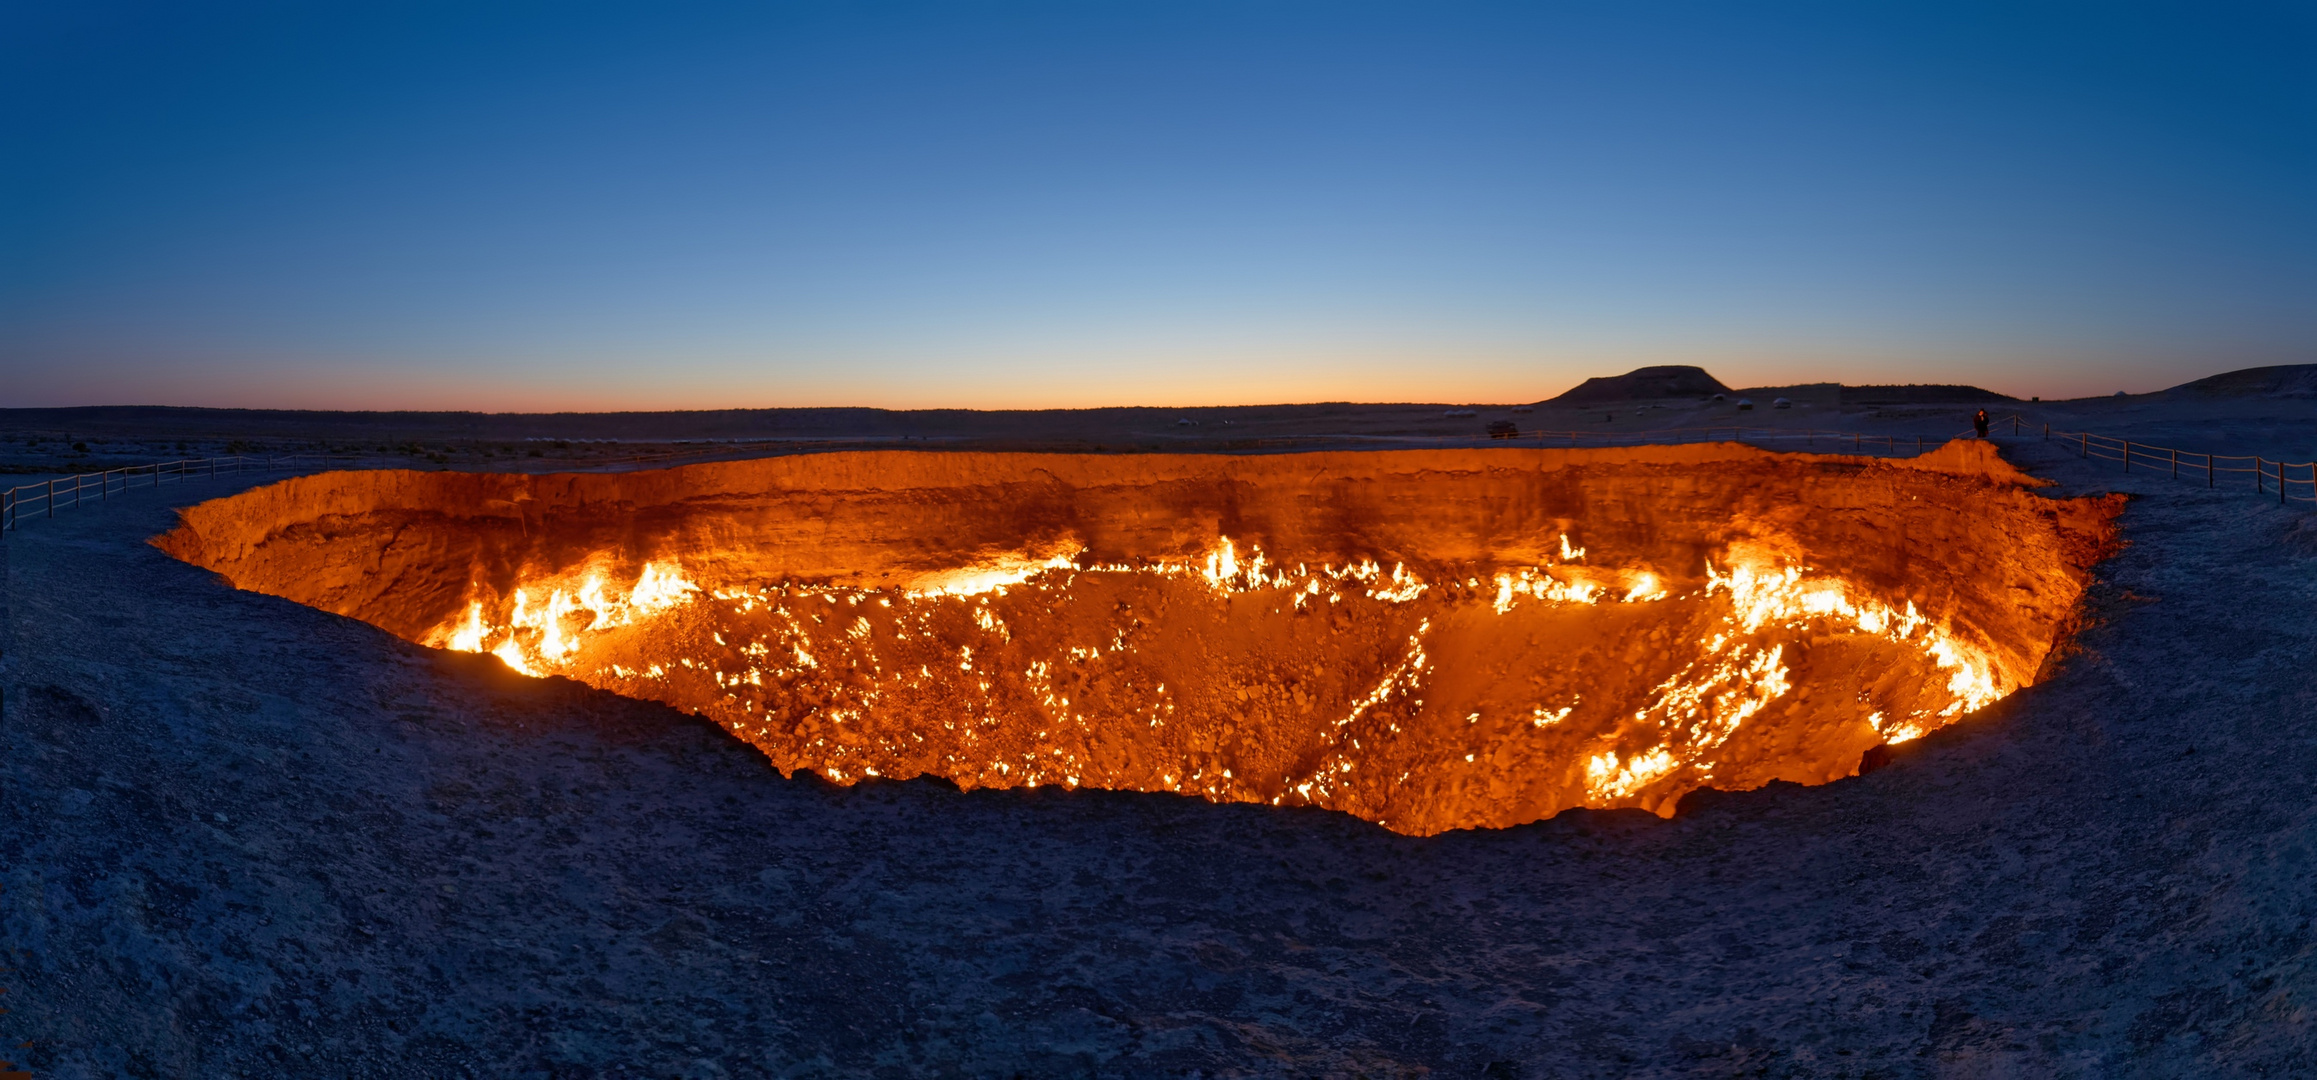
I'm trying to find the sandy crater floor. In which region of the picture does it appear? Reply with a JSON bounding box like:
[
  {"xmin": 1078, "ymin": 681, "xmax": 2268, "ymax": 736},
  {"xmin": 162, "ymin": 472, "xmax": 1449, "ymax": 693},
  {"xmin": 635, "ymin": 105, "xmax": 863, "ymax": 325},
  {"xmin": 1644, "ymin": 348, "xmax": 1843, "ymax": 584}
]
[{"xmin": 1, "ymin": 427, "xmax": 2314, "ymax": 1078}]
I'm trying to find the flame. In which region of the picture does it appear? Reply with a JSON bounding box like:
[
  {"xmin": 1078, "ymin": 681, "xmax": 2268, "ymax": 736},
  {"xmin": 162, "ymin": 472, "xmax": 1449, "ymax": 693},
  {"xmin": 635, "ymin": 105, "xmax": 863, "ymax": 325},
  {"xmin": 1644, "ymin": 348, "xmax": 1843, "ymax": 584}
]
[
  {"xmin": 416, "ymin": 534, "xmax": 2025, "ymax": 833},
  {"xmin": 445, "ymin": 602, "xmax": 488, "ymax": 653},
  {"xmin": 907, "ymin": 548, "xmax": 1082, "ymax": 598},
  {"xmin": 1587, "ymin": 748, "xmax": 1678, "ymax": 800},
  {"xmin": 490, "ymin": 638, "xmax": 536, "ymax": 676},
  {"xmin": 1202, "ymin": 537, "xmax": 1240, "ymax": 586},
  {"xmin": 429, "ymin": 560, "xmax": 701, "ymax": 675},
  {"xmin": 1703, "ymin": 557, "xmax": 2002, "ymax": 731},
  {"xmin": 630, "ymin": 562, "xmax": 702, "ymax": 611}
]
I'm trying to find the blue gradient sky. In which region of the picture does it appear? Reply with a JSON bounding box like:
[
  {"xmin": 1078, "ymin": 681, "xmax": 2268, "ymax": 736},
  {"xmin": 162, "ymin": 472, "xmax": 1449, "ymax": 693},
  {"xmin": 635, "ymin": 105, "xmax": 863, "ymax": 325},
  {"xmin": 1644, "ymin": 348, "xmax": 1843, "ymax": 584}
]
[{"xmin": 4, "ymin": 1, "xmax": 2312, "ymax": 409}]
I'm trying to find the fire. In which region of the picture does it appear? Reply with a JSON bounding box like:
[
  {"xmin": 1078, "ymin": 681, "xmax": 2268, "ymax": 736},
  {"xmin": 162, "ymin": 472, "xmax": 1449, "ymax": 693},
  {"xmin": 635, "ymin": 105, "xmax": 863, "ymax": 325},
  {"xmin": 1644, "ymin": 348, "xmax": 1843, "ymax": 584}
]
[
  {"xmin": 425, "ymin": 560, "xmax": 701, "ymax": 675},
  {"xmin": 1587, "ymin": 748, "xmax": 1679, "ymax": 800},
  {"xmin": 419, "ymin": 535, "xmax": 2023, "ymax": 834},
  {"xmin": 156, "ymin": 441, "xmax": 2124, "ymax": 837},
  {"xmin": 1702, "ymin": 556, "xmax": 2002, "ymax": 737},
  {"xmin": 444, "ymin": 602, "xmax": 488, "ymax": 653},
  {"xmin": 907, "ymin": 548, "xmax": 1081, "ymax": 598}
]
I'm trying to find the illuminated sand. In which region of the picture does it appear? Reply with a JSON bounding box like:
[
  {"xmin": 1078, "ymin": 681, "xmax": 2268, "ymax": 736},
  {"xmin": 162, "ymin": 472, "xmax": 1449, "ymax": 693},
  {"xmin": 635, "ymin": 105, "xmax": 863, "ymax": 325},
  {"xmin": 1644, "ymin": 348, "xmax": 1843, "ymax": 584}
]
[{"xmin": 158, "ymin": 440, "xmax": 2119, "ymax": 833}]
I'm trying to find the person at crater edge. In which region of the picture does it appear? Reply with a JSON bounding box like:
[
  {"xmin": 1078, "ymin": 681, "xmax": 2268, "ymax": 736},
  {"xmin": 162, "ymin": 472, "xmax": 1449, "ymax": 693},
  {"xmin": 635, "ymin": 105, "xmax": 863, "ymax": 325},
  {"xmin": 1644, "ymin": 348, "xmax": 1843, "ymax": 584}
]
[{"xmin": 1973, "ymin": 408, "xmax": 1990, "ymax": 439}]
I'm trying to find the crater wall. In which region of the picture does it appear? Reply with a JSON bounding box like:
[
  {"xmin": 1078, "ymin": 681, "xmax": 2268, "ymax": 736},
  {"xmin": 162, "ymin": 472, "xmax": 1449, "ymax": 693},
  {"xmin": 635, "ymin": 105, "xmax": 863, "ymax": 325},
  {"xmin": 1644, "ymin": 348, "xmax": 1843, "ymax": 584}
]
[{"xmin": 156, "ymin": 441, "xmax": 2120, "ymax": 832}]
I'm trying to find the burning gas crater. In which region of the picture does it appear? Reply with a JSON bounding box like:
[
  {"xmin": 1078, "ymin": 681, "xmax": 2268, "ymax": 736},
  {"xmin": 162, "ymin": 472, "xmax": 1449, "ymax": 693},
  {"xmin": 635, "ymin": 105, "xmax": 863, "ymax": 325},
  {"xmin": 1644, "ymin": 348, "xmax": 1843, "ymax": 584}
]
[
  {"xmin": 425, "ymin": 537, "xmax": 1997, "ymax": 828},
  {"xmin": 157, "ymin": 443, "xmax": 2119, "ymax": 835}
]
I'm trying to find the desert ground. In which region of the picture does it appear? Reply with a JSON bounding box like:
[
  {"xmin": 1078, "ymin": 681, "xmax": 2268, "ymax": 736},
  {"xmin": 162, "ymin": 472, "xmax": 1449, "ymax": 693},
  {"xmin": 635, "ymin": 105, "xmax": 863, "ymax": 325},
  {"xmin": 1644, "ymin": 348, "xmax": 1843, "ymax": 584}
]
[{"xmin": 1, "ymin": 367, "xmax": 2313, "ymax": 1077}]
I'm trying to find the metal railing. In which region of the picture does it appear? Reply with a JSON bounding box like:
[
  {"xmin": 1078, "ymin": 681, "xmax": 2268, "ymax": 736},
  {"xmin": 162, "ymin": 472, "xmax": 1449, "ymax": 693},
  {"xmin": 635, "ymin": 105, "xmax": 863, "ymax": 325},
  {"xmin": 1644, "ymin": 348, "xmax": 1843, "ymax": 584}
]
[
  {"xmin": 1, "ymin": 453, "xmax": 319, "ymax": 534},
  {"xmin": 0, "ymin": 440, "xmax": 810, "ymax": 535}
]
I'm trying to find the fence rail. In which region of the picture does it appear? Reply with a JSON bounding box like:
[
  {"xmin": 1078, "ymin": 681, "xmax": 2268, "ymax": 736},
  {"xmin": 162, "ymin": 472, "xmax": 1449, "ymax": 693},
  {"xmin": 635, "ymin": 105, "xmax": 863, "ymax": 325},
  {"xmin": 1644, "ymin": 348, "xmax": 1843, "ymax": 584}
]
[
  {"xmin": 1476, "ymin": 413, "xmax": 2316, "ymax": 506},
  {"xmin": 2029, "ymin": 421, "xmax": 2317, "ymax": 506},
  {"xmin": 2, "ymin": 453, "xmax": 309, "ymax": 534},
  {"xmin": 1459, "ymin": 423, "xmax": 1934, "ymax": 454},
  {"xmin": 0, "ymin": 440, "xmax": 765, "ymax": 535}
]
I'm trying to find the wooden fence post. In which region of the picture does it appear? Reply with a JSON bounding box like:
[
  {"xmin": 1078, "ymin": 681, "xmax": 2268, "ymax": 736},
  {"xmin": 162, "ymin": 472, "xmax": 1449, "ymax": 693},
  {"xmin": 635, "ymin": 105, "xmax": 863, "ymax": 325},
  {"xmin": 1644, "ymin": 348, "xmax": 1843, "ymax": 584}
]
[
  {"xmin": 2171, "ymin": 448, "xmax": 2177, "ymax": 479},
  {"xmin": 2122, "ymin": 440, "xmax": 2129, "ymax": 471}
]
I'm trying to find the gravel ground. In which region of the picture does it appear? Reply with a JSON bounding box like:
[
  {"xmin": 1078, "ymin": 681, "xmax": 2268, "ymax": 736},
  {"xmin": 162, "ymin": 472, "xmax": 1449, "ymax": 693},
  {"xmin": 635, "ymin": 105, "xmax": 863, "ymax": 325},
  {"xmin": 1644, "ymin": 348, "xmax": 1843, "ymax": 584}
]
[{"xmin": 1, "ymin": 427, "xmax": 2313, "ymax": 1078}]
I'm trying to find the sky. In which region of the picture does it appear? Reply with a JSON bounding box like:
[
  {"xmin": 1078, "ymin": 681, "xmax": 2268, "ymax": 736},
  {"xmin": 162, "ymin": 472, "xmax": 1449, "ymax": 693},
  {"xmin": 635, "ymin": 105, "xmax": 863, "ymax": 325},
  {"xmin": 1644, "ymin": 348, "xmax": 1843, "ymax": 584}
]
[{"xmin": 3, "ymin": 1, "xmax": 2312, "ymax": 410}]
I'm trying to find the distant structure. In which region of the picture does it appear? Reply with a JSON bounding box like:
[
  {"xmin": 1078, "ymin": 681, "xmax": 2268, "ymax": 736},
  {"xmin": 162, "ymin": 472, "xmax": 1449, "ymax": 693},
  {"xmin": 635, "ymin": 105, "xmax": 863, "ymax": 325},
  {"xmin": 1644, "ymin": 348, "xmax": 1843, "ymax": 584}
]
[{"xmin": 1545, "ymin": 365, "xmax": 1733, "ymax": 405}]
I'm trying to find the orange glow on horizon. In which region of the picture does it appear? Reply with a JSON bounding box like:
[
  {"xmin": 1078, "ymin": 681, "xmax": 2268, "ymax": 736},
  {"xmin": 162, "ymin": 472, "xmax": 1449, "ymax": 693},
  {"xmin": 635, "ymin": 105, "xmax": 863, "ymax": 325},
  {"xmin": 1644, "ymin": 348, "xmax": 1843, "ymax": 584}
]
[{"xmin": 6, "ymin": 340, "xmax": 2233, "ymax": 412}]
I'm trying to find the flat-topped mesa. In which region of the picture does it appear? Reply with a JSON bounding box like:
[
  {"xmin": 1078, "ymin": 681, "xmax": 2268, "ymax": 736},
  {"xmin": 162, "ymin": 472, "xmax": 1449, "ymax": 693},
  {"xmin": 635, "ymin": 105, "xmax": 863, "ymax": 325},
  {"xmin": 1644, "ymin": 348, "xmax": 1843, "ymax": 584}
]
[
  {"xmin": 1546, "ymin": 365, "xmax": 1734, "ymax": 404},
  {"xmin": 157, "ymin": 441, "xmax": 2121, "ymax": 835}
]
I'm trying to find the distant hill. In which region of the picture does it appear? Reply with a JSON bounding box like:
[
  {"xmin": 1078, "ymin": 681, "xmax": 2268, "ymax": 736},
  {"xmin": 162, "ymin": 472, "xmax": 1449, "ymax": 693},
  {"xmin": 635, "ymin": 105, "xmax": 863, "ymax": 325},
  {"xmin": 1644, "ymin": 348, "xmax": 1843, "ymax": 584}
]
[
  {"xmin": 1543, "ymin": 368, "xmax": 2014, "ymax": 406},
  {"xmin": 2163, "ymin": 364, "xmax": 2317, "ymax": 399},
  {"xmin": 1840, "ymin": 384, "xmax": 2015, "ymax": 406},
  {"xmin": 1547, "ymin": 366, "xmax": 1733, "ymax": 404}
]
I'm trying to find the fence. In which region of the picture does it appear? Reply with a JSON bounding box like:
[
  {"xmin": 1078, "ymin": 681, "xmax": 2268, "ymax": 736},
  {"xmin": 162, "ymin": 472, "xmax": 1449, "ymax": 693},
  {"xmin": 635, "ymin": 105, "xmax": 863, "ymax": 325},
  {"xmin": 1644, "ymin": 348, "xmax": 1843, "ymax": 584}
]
[
  {"xmin": 2032, "ymin": 421, "xmax": 2316, "ymax": 506},
  {"xmin": 1465, "ymin": 423, "xmax": 1930, "ymax": 455},
  {"xmin": 7, "ymin": 415, "xmax": 2311, "ymax": 535},
  {"xmin": 0, "ymin": 440, "xmax": 771, "ymax": 535},
  {"xmin": 1481, "ymin": 413, "xmax": 2314, "ymax": 506},
  {"xmin": 1, "ymin": 453, "xmax": 318, "ymax": 534}
]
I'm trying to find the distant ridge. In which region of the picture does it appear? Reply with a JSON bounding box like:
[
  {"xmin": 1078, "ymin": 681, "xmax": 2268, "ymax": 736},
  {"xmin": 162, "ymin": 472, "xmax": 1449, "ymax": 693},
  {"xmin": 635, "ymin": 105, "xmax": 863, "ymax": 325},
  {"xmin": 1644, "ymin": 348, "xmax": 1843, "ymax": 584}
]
[
  {"xmin": 1547, "ymin": 366, "xmax": 1733, "ymax": 404},
  {"xmin": 2163, "ymin": 364, "xmax": 2317, "ymax": 399},
  {"xmin": 1840, "ymin": 384, "xmax": 2015, "ymax": 406}
]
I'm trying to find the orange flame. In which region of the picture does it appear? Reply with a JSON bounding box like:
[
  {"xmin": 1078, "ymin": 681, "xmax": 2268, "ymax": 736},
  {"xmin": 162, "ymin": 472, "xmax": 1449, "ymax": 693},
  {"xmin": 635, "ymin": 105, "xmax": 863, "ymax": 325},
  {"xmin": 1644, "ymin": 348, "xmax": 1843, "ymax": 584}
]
[{"xmin": 420, "ymin": 536, "xmax": 2018, "ymax": 833}]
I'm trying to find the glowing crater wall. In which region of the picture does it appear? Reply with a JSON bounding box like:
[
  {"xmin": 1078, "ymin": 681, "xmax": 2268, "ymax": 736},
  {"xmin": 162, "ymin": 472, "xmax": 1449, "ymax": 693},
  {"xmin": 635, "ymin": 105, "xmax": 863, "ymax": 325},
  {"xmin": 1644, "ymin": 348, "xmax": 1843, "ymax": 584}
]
[{"xmin": 157, "ymin": 442, "xmax": 2120, "ymax": 834}]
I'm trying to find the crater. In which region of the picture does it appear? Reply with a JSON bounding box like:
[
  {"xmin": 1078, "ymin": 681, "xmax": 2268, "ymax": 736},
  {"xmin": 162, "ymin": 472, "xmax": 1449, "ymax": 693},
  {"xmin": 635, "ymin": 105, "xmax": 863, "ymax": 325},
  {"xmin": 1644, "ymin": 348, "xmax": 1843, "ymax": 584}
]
[{"xmin": 156, "ymin": 441, "xmax": 2120, "ymax": 834}]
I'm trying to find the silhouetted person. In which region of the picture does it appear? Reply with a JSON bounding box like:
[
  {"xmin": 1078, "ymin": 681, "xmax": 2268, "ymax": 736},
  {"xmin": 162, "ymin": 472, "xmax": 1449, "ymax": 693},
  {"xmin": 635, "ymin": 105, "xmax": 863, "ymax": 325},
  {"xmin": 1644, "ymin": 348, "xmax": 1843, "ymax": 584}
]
[{"xmin": 1973, "ymin": 408, "xmax": 1990, "ymax": 439}]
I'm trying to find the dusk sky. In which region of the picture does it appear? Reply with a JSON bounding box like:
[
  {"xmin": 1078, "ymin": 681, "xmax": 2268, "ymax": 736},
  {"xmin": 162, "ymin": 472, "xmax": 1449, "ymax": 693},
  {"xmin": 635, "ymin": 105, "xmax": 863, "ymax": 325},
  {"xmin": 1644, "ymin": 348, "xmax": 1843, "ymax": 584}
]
[{"xmin": 5, "ymin": 1, "xmax": 2312, "ymax": 410}]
